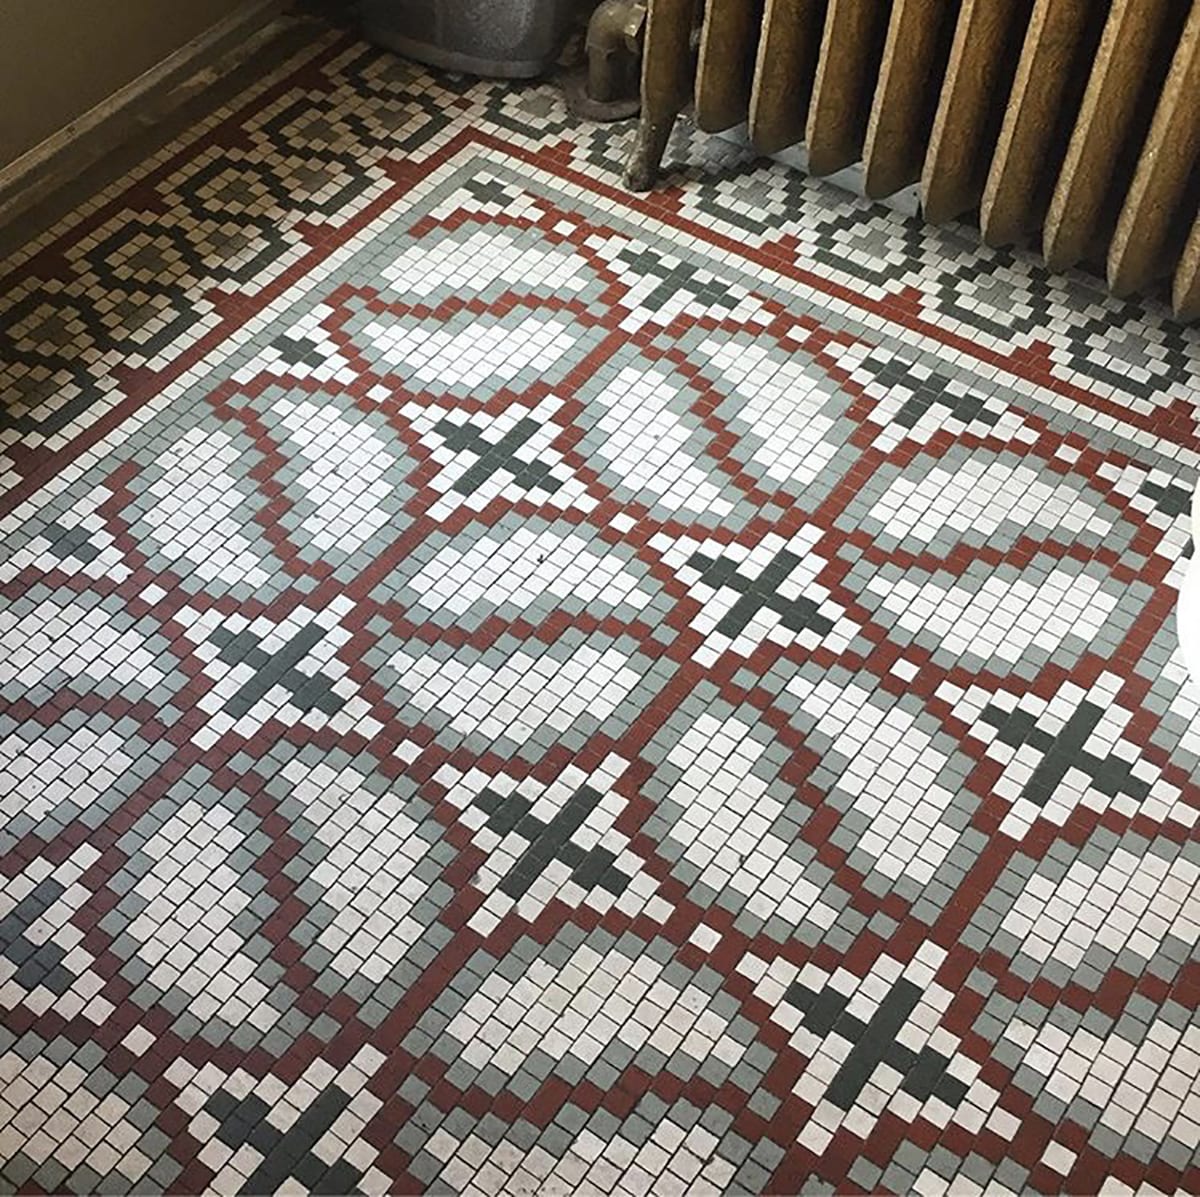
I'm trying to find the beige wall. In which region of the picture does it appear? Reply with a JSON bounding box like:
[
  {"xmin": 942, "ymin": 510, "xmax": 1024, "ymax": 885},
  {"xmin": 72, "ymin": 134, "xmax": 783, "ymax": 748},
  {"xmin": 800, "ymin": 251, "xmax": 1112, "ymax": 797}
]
[{"xmin": 0, "ymin": 0, "xmax": 263, "ymax": 168}]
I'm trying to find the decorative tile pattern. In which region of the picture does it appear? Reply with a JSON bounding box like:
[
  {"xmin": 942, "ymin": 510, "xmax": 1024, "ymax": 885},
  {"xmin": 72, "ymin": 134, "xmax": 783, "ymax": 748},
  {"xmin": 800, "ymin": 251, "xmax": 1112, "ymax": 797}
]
[{"xmin": 2, "ymin": 25, "xmax": 1200, "ymax": 1197}]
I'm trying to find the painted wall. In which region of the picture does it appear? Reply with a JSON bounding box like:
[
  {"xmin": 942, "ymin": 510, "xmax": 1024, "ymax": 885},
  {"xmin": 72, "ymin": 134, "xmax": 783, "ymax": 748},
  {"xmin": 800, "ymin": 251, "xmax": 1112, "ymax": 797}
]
[{"xmin": 0, "ymin": 0, "xmax": 262, "ymax": 169}]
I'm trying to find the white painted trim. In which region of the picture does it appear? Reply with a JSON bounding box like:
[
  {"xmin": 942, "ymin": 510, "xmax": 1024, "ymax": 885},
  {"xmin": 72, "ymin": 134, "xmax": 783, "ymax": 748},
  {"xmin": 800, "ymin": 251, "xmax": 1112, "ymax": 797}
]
[
  {"xmin": 1193, "ymin": 476, "xmax": 1200, "ymax": 547},
  {"xmin": 1183, "ymin": 486, "xmax": 1200, "ymax": 691},
  {"xmin": 0, "ymin": 0, "xmax": 288, "ymax": 231},
  {"xmin": 1178, "ymin": 559, "xmax": 1200, "ymax": 691},
  {"xmin": 717, "ymin": 124, "xmax": 922, "ymax": 217}
]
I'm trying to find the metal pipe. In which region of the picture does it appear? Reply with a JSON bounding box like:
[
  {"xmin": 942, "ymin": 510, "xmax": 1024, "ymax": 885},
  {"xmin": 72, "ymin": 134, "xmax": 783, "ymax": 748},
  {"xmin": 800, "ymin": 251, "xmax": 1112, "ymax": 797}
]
[{"xmin": 586, "ymin": 0, "xmax": 645, "ymax": 102}]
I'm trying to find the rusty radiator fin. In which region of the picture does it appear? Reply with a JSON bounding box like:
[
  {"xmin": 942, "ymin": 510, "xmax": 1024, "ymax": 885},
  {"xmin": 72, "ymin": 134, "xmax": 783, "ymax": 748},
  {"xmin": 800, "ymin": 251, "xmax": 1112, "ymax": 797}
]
[
  {"xmin": 1043, "ymin": 0, "xmax": 1185, "ymax": 272},
  {"xmin": 1174, "ymin": 212, "xmax": 1200, "ymax": 320},
  {"xmin": 920, "ymin": 0, "xmax": 1034, "ymax": 225},
  {"xmin": 641, "ymin": 0, "xmax": 698, "ymax": 117},
  {"xmin": 862, "ymin": 0, "xmax": 961, "ymax": 200},
  {"xmin": 805, "ymin": 0, "xmax": 892, "ymax": 176},
  {"xmin": 695, "ymin": 0, "xmax": 764, "ymax": 132},
  {"xmin": 980, "ymin": 0, "xmax": 1107, "ymax": 248},
  {"xmin": 748, "ymin": 0, "xmax": 827, "ymax": 155},
  {"xmin": 1107, "ymin": 0, "xmax": 1200, "ymax": 298},
  {"xmin": 630, "ymin": 0, "xmax": 1200, "ymax": 313}
]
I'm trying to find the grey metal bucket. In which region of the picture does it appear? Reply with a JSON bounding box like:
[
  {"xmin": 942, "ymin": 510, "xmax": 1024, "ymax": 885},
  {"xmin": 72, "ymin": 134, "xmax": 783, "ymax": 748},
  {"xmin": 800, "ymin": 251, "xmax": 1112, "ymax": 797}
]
[{"xmin": 359, "ymin": 0, "xmax": 577, "ymax": 78}]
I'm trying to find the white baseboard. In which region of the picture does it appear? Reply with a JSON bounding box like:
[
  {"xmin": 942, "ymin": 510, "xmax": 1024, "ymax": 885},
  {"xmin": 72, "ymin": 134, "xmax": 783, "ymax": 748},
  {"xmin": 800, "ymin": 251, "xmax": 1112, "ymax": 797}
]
[
  {"xmin": 0, "ymin": 0, "xmax": 291, "ymax": 232},
  {"xmin": 1178, "ymin": 559, "xmax": 1200, "ymax": 691},
  {"xmin": 717, "ymin": 125, "xmax": 922, "ymax": 217},
  {"xmin": 1184, "ymin": 491, "xmax": 1200, "ymax": 692}
]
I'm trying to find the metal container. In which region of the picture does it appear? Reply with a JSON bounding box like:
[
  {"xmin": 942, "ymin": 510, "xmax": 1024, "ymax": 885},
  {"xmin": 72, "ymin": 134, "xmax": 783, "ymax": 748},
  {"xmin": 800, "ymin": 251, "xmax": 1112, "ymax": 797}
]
[{"xmin": 360, "ymin": 0, "xmax": 576, "ymax": 78}]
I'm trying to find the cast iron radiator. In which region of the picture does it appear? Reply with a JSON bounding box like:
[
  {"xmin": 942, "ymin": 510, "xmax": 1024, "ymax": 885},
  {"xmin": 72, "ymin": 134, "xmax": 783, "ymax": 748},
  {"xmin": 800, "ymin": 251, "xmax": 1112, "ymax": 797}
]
[{"xmin": 625, "ymin": 0, "xmax": 1200, "ymax": 320}]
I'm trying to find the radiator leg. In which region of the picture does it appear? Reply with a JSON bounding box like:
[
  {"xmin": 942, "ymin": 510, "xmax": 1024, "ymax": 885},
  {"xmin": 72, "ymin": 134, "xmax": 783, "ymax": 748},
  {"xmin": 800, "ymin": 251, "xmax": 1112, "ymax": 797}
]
[
  {"xmin": 625, "ymin": 114, "xmax": 676, "ymax": 190},
  {"xmin": 622, "ymin": 0, "xmax": 697, "ymax": 190}
]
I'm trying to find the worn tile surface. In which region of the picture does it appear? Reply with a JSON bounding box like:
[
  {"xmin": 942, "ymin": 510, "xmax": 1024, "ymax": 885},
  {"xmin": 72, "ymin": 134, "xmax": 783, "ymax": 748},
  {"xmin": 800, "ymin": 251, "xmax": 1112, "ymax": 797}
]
[{"xmin": 2, "ymin": 27, "xmax": 1200, "ymax": 1197}]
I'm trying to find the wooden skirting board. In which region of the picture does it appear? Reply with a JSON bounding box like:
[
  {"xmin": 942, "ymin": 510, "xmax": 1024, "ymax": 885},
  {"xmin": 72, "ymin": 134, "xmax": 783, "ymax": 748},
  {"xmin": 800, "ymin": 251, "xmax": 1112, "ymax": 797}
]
[{"xmin": 0, "ymin": 0, "xmax": 292, "ymax": 235}]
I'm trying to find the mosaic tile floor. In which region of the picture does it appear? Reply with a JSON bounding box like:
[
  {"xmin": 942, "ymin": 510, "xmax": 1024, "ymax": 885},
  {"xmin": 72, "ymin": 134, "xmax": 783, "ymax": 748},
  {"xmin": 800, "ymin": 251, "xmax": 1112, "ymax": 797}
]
[{"xmin": 3, "ymin": 24, "xmax": 1200, "ymax": 1197}]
